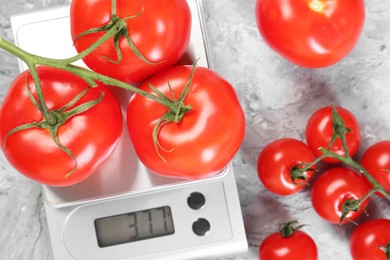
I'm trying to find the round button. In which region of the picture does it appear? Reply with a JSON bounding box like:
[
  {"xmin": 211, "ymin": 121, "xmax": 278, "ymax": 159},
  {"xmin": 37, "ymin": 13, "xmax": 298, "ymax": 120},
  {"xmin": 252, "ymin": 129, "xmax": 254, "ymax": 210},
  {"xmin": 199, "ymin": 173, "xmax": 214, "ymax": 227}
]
[
  {"xmin": 187, "ymin": 192, "xmax": 206, "ymax": 210},
  {"xmin": 192, "ymin": 218, "xmax": 210, "ymax": 236}
]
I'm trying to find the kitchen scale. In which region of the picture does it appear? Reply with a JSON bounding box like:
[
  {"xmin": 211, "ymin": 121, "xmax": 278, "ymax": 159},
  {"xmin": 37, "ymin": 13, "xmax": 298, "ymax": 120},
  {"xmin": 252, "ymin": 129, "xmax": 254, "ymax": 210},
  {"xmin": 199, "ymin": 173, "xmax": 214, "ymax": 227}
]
[{"xmin": 10, "ymin": 1, "xmax": 248, "ymax": 259}]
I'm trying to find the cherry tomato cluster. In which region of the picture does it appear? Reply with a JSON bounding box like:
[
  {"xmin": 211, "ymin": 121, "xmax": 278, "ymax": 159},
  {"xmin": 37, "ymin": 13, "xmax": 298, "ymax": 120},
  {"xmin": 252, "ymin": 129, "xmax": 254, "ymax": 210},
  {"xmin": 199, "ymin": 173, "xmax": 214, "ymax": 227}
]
[
  {"xmin": 257, "ymin": 106, "xmax": 390, "ymax": 259},
  {"xmin": 0, "ymin": 0, "xmax": 245, "ymax": 186}
]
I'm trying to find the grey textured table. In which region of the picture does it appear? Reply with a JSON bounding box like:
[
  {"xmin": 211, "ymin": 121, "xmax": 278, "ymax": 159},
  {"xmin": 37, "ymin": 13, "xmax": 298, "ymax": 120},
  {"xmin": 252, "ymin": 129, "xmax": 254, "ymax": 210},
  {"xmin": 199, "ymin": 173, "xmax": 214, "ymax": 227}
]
[{"xmin": 1, "ymin": 0, "xmax": 390, "ymax": 259}]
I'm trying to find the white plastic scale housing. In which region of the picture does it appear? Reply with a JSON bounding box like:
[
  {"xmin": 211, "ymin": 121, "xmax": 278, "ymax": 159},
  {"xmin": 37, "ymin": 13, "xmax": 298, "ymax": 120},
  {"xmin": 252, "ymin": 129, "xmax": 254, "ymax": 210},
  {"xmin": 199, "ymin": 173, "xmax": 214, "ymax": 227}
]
[{"xmin": 10, "ymin": 1, "xmax": 248, "ymax": 260}]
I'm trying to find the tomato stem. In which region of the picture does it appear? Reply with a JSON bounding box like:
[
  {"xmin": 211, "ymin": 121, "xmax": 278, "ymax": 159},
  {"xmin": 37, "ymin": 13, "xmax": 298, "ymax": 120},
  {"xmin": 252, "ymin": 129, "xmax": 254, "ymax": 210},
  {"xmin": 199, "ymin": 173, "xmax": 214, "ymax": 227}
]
[
  {"xmin": 72, "ymin": 0, "xmax": 152, "ymax": 66},
  {"xmin": 289, "ymin": 154, "xmax": 325, "ymax": 183},
  {"xmin": 330, "ymin": 106, "xmax": 352, "ymax": 159},
  {"xmin": 0, "ymin": 35, "xmax": 184, "ymax": 113},
  {"xmin": 340, "ymin": 188, "xmax": 374, "ymax": 224},
  {"xmin": 279, "ymin": 220, "xmax": 306, "ymax": 238}
]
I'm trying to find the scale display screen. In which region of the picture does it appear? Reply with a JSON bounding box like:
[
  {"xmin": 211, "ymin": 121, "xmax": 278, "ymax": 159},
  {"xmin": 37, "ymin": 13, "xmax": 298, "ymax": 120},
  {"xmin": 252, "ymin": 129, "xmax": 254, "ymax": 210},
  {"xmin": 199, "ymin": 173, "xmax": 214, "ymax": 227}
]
[{"xmin": 94, "ymin": 206, "xmax": 175, "ymax": 247}]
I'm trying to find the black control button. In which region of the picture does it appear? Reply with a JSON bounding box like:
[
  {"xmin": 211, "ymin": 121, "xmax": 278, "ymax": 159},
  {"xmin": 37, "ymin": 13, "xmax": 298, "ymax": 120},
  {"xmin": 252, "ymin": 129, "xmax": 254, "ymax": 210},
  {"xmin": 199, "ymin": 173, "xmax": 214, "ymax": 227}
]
[
  {"xmin": 192, "ymin": 218, "xmax": 210, "ymax": 236},
  {"xmin": 187, "ymin": 192, "xmax": 206, "ymax": 210}
]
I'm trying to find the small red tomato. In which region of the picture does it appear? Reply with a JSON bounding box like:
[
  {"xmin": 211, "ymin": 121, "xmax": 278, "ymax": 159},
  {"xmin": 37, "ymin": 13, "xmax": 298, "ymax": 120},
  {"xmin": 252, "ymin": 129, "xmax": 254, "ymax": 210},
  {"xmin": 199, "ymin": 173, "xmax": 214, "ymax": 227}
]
[
  {"xmin": 306, "ymin": 106, "xmax": 360, "ymax": 163},
  {"xmin": 360, "ymin": 141, "xmax": 390, "ymax": 197},
  {"xmin": 259, "ymin": 221, "xmax": 318, "ymax": 260},
  {"xmin": 257, "ymin": 138, "xmax": 316, "ymax": 196},
  {"xmin": 311, "ymin": 167, "xmax": 370, "ymax": 224},
  {"xmin": 350, "ymin": 218, "xmax": 390, "ymax": 260}
]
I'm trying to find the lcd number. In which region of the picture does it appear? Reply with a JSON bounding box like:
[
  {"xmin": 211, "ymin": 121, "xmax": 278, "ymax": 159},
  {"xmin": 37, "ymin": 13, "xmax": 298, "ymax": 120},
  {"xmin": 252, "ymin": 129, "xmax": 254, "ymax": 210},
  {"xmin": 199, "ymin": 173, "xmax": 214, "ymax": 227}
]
[{"xmin": 95, "ymin": 206, "xmax": 175, "ymax": 247}]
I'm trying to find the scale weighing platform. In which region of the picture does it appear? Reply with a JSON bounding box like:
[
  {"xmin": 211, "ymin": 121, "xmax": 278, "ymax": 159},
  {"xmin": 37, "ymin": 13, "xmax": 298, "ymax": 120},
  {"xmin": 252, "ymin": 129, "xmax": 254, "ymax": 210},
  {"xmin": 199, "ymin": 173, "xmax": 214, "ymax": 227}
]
[{"xmin": 10, "ymin": 1, "xmax": 248, "ymax": 259}]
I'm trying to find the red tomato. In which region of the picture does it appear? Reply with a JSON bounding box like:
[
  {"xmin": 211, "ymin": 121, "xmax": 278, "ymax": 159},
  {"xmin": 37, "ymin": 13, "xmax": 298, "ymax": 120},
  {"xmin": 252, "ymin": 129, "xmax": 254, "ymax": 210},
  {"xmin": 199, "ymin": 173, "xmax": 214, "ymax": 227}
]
[
  {"xmin": 350, "ymin": 218, "xmax": 390, "ymax": 260},
  {"xmin": 257, "ymin": 138, "xmax": 316, "ymax": 196},
  {"xmin": 260, "ymin": 229, "xmax": 318, "ymax": 260},
  {"xmin": 70, "ymin": 0, "xmax": 191, "ymax": 83},
  {"xmin": 360, "ymin": 141, "xmax": 390, "ymax": 197},
  {"xmin": 306, "ymin": 106, "xmax": 360, "ymax": 163},
  {"xmin": 255, "ymin": 0, "xmax": 365, "ymax": 68},
  {"xmin": 311, "ymin": 167, "xmax": 370, "ymax": 224},
  {"xmin": 0, "ymin": 66, "xmax": 123, "ymax": 186},
  {"xmin": 126, "ymin": 65, "xmax": 245, "ymax": 179}
]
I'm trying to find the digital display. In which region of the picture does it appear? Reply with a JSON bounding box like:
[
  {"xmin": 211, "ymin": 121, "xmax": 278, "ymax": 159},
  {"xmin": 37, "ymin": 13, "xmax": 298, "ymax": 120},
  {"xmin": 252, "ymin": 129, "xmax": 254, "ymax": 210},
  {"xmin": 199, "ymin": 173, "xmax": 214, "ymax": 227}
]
[{"xmin": 95, "ymin": 206, "xmax": 175, "ymax": 247}]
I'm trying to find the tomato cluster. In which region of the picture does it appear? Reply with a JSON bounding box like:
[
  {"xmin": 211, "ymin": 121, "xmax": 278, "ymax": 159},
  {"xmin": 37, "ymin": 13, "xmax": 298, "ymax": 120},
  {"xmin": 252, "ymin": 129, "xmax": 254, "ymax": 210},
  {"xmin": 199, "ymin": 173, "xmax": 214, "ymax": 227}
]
[
  {"xmin": 0, "ymin": 0, "xmax": 245, "ymax": 186},
  {"xmin": 257, "ymin": 105, "xmax": 390, "ymax": 259}
]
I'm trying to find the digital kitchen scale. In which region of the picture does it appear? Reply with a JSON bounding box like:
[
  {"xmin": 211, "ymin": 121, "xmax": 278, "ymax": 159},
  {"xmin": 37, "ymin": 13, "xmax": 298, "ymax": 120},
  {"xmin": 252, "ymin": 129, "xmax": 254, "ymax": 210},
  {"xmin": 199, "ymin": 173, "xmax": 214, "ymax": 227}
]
[{"xmin": 10, "ymin": 1, "xmax": 248, "ymax": 259}]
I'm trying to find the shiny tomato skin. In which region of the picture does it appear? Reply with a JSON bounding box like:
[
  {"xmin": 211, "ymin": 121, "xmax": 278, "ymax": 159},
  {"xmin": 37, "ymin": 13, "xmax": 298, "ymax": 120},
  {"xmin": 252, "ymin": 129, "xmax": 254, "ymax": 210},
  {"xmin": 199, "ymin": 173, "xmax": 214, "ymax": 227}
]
[
  {"xmin": 255, "ymin": 0, "xmax": 365, "ymax": 68},
  {"xmin": 0, "ymin": 66, "xmax": 123, "ymax": 186},
  {"xmin": 126, "ymin": 65, "xmax": 245, "ymax": 179},
  {"xmin": 350, "ymin": 218, "xmax": 390, "ymax": 260},
  {"xmin": 70, "ymin": 0, "xmax": 191, "ymax": 84},
  {"xmin": 259, "ymin": 230, "xmax": 318, "ymax": 260},
  {"xmin": 306, "ymin": 106, "xmax": 360, "ymax": 163},
  {"xmin": 311, "ymin": 167, "xmax": 370, "ymax": 224},
  {"xmin": 257, "ymin": 138, "xmax": 316, "ymax": 196},
  {"xmin": 360, "ymin": 141, "xmax": 390, "ymax": 197}
]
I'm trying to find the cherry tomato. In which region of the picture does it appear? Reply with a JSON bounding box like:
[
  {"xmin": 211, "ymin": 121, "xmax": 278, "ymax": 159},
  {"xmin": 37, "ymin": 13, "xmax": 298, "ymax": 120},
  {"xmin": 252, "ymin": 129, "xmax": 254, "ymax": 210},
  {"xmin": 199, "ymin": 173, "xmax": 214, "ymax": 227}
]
[
  {"xmin": 0, "ymin": 66, "xmax": 123, "ymax": 186},
  {"xmin": 126, "ymin": 65, "xmax": 245, "ymax": 179},
  {"xmin": 360, "ymin": 141, "xmax": 390, "ymax": 197},
  {"xmin": 255, "ymin": 0, "xmax": 365, "ymax": 68},
  {"xmin": 70, "ymin": 0, "xmax": 191, "ymax": 83},
  {"xmin": 350, "ymin": 218, "xmax": 390, "ymax": 260},
  {"xmin": 259, "ymin": 222, "xmax": 318, "ymax": 260},
  {"xmin": 257, "ymin": 138, "xmax": 316, "ymax": 196},
  {"xmin": 311, "ymin": 167, "xmax": 370, "ymax": 224},
  {"xmin": 306, "ymin": 106, "xmax": 360, "ymax": 163}
]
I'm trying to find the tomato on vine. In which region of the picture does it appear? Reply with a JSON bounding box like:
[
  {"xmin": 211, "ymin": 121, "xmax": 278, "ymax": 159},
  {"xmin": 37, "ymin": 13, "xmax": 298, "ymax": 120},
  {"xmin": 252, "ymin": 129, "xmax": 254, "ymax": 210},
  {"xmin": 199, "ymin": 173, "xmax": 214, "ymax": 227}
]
[
  {"xmin": 257, "ymin": 138, "xmax": 316, "ymax": 196},
  {"xmin": 311, "ymin": 167, "xmax": 370, "ymax": 224},
  {"xmin": 350, "ymin": 218, "xmax": 390, "ymax": 260},
  {"xmin": 126, "ymin": 65, "xmax": 245, "ymax": 179},
  {"xmin": 259, "ymin": 221, "xmax": 318, "ymax": 260},
  {"xmin": 255, "ymin": 0, "xmax": 365, "ymax": 68},
  {"xmin": 0, "ymin": 66, "xmax": 123, "ymax": 186},
  {"xmin": 360, "ymin": 140, "xmax": 390, "ymax": 197},
  {"xmin": 70, "ymin": 0, "xmax": 192, "ymax": 83},
  {"xmin": 306, "ymin": 106, "xmax": 360, "ymax": 163}
]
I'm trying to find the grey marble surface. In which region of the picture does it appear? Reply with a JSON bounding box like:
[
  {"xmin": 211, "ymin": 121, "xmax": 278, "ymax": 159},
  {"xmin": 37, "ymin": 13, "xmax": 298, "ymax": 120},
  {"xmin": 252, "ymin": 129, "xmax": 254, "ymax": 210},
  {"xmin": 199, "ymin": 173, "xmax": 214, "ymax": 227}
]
[{"xmin": 1, "ymin": 0, "xmax": 390, "ymax": 259}]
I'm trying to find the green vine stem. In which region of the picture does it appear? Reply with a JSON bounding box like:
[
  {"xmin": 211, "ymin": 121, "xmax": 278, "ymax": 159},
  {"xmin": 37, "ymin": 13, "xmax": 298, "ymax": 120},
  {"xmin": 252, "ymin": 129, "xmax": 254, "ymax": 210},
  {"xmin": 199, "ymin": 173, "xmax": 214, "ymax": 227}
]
[{"xmin": 0, "ymin": 35, "xmax": 185, "ymax": 116}]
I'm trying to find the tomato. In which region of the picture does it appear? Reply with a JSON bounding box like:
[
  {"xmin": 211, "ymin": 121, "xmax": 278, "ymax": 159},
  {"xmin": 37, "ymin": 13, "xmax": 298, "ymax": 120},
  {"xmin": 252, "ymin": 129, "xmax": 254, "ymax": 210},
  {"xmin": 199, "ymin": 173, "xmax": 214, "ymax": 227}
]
[
  {"xmin": 257, "ymin": 138, "xmax": 316, "ymax": 196},
  {"xmin": 255, "ymin": 0, "xmax": 365, "ymax": 68},
  {"xmin": 126, "ymin": 65, "xmax": 245, "ymax": 179},
  {"xmin": 259, "ymin": 222, "xmax": 318, "ymax": 260},
  {"xmin": 350, "ymin": 218, "xmax": 390, "ymax": 260},
  {"xmin": 311, "ymin": 167, "xmax": 370, "ymax": 224},
  {"xmin": 70, "ymin": 0, "xmax": 191, "ymax": 84},
  {"xmin": 360, "ymin": 141, "xmax": 390, "ymax": 197},
  {"xmin": 0, "ymin": 66, "xmax": 123, "ymax": 186},
  {"xmin": 306, "ymin": 106, "xmax": 360, "ymax": 163}
]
